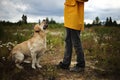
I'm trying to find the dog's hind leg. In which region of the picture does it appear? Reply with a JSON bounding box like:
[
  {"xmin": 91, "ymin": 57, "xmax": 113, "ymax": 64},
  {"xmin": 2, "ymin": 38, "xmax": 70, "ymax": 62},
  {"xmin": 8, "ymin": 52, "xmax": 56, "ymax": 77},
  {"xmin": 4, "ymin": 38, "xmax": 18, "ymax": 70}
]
[{"xmin": 14, "ymin": 52, "xmax": 24, "ymax": 69}]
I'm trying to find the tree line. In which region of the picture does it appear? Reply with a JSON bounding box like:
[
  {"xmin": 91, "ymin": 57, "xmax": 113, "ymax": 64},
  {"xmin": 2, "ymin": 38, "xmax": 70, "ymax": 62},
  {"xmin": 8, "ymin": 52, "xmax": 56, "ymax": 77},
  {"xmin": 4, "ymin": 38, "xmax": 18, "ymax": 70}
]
[
  {"xmin": 0, "ymin": 14, "xmax": 28, "ymax": 26},
  {"xmin": 86, "ymin": 16, "xmax": 120, "ymax": 27},
  {"xmin": 0, "ymin": 15, "xmax": 120, "ymax": 27},
  {"xmin": 0, "ymin": 14, "xmax": 58, "ymax": 26}
]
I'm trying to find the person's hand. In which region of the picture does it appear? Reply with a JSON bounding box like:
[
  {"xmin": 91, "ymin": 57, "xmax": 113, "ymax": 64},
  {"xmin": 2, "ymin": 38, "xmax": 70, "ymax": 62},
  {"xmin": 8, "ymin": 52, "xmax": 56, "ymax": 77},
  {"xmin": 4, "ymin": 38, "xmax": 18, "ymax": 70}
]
[{"xmin": 76, "ymin": 0, "xmax": 88, "ymax": 2}]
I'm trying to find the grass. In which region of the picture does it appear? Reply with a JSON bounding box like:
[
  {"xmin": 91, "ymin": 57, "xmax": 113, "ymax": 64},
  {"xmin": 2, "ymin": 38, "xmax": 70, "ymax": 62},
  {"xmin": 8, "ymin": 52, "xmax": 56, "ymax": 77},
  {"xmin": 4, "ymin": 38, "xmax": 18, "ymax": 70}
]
[
  {"xmin": 0, "ymin": 24, "xmax": 120, "ymax": 80},
  {"xmin": 93, "ymin": 27, "xmax": 120, "ymax": 74}
]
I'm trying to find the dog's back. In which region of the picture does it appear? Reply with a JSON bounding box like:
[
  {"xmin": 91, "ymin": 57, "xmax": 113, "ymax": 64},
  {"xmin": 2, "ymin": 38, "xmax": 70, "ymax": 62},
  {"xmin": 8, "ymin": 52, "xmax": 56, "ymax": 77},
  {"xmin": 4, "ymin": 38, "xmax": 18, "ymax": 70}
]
[{"xmin": 11, "ymin": 41, "xmax": 30, "ymax": 56}]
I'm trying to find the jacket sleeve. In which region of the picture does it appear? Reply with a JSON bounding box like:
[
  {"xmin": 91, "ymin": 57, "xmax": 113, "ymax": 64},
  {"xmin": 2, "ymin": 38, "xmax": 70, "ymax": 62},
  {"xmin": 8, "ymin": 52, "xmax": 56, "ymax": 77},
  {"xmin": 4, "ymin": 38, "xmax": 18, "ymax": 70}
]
[{"xmin": 76, "ymin": 0, "xmax": 88, "ymax": 2}]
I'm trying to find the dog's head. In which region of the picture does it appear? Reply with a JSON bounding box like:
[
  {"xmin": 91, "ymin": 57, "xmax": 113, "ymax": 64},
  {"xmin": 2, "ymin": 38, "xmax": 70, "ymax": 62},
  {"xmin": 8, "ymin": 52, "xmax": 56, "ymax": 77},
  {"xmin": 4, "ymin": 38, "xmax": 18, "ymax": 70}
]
[{"xmin": 34, "ymin": 19, "xmax": 48, "ymax": 32}]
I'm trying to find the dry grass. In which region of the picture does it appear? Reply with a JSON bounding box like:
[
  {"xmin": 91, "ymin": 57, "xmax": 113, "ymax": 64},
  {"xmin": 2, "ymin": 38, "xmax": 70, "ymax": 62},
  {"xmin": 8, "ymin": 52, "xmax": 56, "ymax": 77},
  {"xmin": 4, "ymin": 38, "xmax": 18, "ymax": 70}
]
[{"xmin": 0, "ymin": 25, "xmax": 120, "ymax": 80}]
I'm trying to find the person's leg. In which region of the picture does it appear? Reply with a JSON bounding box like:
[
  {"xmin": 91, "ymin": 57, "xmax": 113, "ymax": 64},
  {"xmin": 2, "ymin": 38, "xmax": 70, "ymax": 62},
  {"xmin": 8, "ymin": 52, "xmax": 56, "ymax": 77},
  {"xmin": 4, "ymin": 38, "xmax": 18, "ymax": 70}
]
[
  {"xmin": 58, "ymin": 27, "xmax": 72, "ymax": 69},
  {"xmin": 63, "ymin": 28, "xmax": 72, "ymax": 66},
  {"xmin": 71, "ymin": 29, "xmax": 85, "ymax": 68}
]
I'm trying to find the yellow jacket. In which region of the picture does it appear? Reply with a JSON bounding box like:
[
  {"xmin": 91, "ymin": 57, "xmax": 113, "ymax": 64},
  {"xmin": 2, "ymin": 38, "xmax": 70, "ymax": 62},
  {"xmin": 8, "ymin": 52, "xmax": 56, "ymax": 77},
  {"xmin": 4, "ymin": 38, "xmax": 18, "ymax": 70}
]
[{"xmin": 64, "ymin": 0, "xmax": 88, "ymax": 30}]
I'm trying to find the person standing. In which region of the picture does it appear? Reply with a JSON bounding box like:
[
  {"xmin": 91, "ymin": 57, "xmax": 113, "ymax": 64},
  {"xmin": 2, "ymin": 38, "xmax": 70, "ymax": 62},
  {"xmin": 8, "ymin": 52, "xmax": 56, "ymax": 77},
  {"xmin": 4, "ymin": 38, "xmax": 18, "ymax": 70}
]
[{"xmin": 58, "ymin": 0, "xmax": 88, "ymax": 72}]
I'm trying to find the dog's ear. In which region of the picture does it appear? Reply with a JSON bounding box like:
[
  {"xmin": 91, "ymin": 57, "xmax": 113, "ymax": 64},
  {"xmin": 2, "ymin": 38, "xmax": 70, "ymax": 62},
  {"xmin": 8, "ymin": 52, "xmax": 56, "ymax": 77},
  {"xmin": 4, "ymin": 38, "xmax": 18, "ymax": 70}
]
[
  {"xmin": 34, "ymin": 24, "xmax": 40, "ymax": 32},
  {"xmin": 39, "ymin": 19, "xmax": 41, "ymax": 25}
]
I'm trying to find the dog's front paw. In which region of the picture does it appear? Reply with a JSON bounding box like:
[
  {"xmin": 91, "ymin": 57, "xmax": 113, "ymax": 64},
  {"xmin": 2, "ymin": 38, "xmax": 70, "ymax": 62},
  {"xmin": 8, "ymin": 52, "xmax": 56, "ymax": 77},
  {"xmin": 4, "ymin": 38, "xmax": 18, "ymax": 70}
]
[
  {"xmin": 32, "ymin": 65, "xmax": 36, "ymax": 69},
  {"xmin": 37, "ymin": 64, "xmax": 42, "ymax": 68}
]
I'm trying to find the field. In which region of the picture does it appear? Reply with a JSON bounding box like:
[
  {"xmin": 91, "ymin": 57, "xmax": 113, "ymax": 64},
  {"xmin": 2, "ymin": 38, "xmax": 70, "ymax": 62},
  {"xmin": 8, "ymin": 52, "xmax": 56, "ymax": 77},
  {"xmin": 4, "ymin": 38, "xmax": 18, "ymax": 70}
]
[{"xmin": 0, "ymin": 23, "xmax": 120, "ymax": 80}]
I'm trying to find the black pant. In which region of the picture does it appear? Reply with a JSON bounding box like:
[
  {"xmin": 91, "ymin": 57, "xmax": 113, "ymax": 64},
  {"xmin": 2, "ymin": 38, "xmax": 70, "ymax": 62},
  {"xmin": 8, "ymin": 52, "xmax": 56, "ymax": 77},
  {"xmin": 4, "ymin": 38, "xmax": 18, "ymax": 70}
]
[{"xmin": 63, "ymin": 27, "xmax": 85, "ymax": 68}]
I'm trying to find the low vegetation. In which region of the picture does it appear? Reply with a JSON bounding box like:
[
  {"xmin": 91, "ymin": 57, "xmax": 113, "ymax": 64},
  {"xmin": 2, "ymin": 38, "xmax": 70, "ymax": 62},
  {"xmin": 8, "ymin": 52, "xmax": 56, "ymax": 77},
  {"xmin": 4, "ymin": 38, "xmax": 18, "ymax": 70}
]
[{"xmin": 0, "ymin": 23, "xmax": 120, "ymax": 80}]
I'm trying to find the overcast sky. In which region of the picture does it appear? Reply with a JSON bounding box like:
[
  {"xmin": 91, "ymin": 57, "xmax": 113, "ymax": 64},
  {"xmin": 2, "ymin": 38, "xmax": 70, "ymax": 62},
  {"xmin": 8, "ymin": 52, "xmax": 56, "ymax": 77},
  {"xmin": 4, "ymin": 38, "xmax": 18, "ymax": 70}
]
[{"xmin": 0, "ymin": 0, "xmax": 120, "ymax": 23}]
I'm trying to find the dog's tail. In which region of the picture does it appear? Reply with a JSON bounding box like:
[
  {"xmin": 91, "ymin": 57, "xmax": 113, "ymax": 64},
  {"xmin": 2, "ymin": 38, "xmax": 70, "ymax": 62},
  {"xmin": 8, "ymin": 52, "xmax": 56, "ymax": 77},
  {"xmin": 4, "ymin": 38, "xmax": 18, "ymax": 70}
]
[
  {"xmin": 6, "ymin": 52, "xmax": 16, "ymax": 68},
  {"xmin": 7, "ymin": 50, "xmax": 16, "ymax": 62},
  {"xmin": 7, "ymin": 53, "xmax": 12, "ymax": 61},
  {"xmin": 0, "ymin": 52, "xmax": 14, "ymax": 67}
]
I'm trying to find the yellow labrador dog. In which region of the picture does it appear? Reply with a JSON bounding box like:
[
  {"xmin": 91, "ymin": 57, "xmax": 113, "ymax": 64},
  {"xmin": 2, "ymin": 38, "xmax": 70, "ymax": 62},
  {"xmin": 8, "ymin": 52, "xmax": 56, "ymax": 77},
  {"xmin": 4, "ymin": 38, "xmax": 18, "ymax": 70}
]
[{"xmin": 9, "ymin": 20, "xmax": 48, "ymax": 69}]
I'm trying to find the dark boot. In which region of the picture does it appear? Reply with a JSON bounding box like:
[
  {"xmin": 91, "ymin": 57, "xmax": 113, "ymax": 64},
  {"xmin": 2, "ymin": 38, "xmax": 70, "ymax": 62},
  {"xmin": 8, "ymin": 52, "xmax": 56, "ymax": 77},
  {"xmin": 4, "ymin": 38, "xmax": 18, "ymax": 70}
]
[{"xmin": 57, "ymin": 62, "xmax": 69, "ymax": 69}]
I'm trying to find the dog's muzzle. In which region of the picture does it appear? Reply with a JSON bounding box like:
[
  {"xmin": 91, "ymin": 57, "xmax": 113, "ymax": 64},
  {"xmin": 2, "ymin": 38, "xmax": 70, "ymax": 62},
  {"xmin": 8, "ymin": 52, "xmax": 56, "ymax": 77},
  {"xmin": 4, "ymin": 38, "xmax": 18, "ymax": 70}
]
[{"xmin": 43, "ymin": 24, "xmax": 48, "ymax": 30}]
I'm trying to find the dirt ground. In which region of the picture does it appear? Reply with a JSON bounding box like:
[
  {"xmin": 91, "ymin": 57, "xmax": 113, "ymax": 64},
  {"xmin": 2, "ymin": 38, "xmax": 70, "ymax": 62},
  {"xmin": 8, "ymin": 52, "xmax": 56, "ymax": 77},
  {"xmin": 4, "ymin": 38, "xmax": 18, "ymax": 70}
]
[
  {"xmin": 0, "ymin": 30, "xmax": 120, "ymax": 80},
  {"xmin": 3, "ymin": 47, "xmax": 118, "ymax": 80}
]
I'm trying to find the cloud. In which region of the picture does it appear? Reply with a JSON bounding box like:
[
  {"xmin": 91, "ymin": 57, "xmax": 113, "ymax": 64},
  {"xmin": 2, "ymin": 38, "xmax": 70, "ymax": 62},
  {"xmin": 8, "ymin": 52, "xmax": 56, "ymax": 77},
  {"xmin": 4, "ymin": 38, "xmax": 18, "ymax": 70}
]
[
  {"xmin": 24, "ymin": 0, "xmax": 64, "ymax": 16},
  {"xmin": 0, "ymin": 0, "xmax": 120, "ymax": 23},
  {"xmin": 85, "ymin": 0, "xmax": 120, "ymax": 23},
  {"xmin": 0, "ymin": 0, "xmax": 29, "ymax": 21},
  {"xmin": 0, "ymin": 0, "xmax": 64, "ymax": 22}
]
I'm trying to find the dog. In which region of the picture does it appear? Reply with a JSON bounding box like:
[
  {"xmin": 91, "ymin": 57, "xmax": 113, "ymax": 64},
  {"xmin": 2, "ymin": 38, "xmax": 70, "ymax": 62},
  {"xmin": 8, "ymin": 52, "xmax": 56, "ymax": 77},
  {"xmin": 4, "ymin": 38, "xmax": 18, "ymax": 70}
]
[{"xmin": 8, "ymin": 20, "xmax": 48, "ymax": 69}]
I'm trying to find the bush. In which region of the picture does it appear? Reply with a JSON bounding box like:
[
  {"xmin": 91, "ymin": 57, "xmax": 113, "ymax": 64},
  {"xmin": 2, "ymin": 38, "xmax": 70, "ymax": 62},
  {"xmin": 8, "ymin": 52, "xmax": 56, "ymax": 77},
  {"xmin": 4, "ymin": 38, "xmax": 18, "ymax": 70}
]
[
  {"xmin": 48, "ymin": 23, "xmax": 64, "ymax": 29},
  {"xmin": 0, "ymin": 25, "xmax": 5, "ymax": 39},
  {"xmin": 93, "ymin": 27, "xmax": 120, "ymax": 74}
]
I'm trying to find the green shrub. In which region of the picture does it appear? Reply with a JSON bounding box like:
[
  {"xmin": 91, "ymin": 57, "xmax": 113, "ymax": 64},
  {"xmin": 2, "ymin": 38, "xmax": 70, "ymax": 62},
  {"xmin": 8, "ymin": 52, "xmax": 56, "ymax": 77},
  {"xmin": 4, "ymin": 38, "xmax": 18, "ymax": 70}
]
[
  {"xmin": 93, "ymin": 27, "xmax": 120, "ymax": 74},
  {"xmin": 0, "ymin": 25, "xmax": 5, "ymax": 39}
]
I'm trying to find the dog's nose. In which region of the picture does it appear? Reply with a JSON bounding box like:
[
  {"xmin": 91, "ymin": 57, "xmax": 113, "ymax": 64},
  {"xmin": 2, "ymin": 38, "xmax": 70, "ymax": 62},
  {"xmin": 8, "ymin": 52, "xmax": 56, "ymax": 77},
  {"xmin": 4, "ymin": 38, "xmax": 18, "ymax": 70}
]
[
  {"xmin": 46, "ymin": 24, "xmax": 48, "ymax": 28},
  {"xmin": 43, "ymin": 24, "xmax": 48, "ymax": 30}
]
